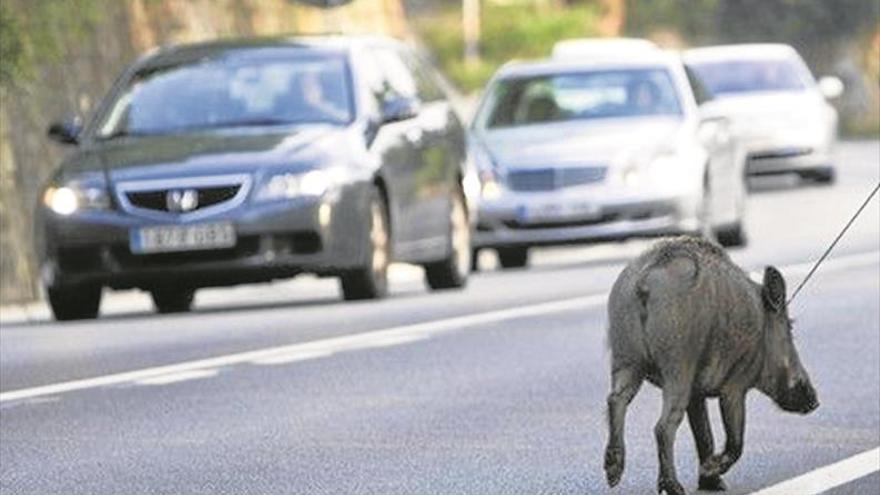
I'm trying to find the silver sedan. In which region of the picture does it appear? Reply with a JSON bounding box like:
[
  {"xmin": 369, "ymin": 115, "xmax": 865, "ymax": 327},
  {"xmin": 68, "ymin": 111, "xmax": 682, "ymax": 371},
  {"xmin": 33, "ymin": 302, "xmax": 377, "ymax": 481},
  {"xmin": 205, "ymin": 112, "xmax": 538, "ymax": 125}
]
[{"xmin": 470, "ymin": 51, "xmax": 747, "ymax": 269}]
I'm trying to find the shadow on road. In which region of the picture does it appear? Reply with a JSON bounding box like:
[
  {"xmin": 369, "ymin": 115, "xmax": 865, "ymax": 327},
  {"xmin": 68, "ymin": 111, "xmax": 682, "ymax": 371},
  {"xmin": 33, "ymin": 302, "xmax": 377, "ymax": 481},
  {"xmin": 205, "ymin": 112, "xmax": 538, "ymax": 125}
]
[{"xmin": 0, "ymin": 288, "xmax": 429, "ymax": 329}]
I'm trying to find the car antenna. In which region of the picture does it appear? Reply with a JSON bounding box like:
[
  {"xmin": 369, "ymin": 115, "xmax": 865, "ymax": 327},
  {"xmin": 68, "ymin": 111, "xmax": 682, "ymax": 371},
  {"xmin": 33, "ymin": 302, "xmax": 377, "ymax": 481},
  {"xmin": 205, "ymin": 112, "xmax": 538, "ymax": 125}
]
[{"xmin": 787, "ymin": 181, "xmax": 880, "ymax": 305}]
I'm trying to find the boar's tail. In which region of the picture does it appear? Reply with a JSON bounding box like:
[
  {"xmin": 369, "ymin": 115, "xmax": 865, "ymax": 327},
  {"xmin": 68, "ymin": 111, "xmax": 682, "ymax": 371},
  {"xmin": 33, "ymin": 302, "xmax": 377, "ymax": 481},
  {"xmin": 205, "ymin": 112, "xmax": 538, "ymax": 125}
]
[{"xmin": 634, "ymin": 247, "xmax": 701, "ymax": 325}]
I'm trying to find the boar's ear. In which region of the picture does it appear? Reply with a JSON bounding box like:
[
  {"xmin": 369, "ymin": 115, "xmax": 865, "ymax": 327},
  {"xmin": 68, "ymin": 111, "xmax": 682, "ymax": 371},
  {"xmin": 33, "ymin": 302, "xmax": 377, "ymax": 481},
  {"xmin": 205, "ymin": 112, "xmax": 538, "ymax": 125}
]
[{"xmin": 762, "ymin": 266, "xmax": 787, "ymax": 313}]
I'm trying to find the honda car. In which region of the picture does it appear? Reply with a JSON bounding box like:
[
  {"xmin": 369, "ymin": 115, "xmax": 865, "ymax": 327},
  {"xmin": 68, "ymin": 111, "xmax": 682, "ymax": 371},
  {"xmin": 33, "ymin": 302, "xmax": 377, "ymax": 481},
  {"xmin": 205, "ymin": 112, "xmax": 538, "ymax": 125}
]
[{"xmin": 38, "ymin": 36, "xmax": 474, "ymax": 320}]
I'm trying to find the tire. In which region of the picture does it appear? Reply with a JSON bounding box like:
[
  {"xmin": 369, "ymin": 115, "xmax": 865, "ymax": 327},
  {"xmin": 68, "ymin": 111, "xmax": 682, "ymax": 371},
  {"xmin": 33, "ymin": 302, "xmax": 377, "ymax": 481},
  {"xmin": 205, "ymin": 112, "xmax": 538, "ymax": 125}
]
[
  {"xmin": 470, "ymin": 248, "xmax": 481, "ymax": 272},
  {"xmin": 497, "ymin": 247, "xmax": 529, "ymax": 269},
  {"xmin": 425, "ymin": 191, "xmax": 471, "ymax": 290},
  {"xmin": 47, "ymin": 284, "xmax": 101, "ymax": 321},
  {"xmin": 340, "ymin": 187, "xmax": 390, "ymax": 301},
  {"xmin": 715, "ymin": 222, "xmax": 748, "ymax": 248},
  {"xmin": 150, "ymin": 288, "xmax": 195, "ymax": 313}
]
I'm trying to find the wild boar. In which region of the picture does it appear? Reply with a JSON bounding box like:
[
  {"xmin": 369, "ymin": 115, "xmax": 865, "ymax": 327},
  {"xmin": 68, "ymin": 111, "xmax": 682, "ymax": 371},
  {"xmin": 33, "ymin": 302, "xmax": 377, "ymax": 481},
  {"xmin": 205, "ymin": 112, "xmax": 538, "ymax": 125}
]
[{"xmin": 603, "ymin": 236, "xmax": 818, "ymax": 495}]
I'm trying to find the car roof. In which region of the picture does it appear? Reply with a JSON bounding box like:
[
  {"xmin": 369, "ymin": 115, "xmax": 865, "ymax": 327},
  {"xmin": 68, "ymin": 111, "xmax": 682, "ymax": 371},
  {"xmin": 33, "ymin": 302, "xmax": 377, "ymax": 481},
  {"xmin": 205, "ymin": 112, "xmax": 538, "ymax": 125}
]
[
  {"xmin": 138, "ymin": 35, "xmax": 404, "ymax": 68},
  {"xmin": 683, "ymin": 43, "xmax": 800, "ymax": 63},
  {"xmin": 495, "ymin": 51, "xmax": 680, "ymax": 79},
  {"xmin": 552, "ymin": 38, "xmax": 659, "ymax": 59}
]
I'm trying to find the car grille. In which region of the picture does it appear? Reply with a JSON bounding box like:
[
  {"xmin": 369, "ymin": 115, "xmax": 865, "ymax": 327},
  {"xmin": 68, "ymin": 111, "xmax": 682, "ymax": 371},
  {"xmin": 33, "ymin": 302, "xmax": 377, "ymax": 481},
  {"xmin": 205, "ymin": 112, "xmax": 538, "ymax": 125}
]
[
  {"xmin": 507, "ymin": 167, "xmax": 606, "ymax": 192},
  {"xmin": 126, "ymin": 185, "xmax": 241, "ymax": 213},
  {"xmin": 748, "ymin": 147, "xmax": 813, "ymax": 161}
]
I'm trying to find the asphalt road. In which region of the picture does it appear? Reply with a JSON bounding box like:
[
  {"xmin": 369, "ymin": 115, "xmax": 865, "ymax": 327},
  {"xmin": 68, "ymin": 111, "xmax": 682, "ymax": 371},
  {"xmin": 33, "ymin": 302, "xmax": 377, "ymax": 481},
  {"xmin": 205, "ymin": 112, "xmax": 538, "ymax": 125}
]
[{"xmin": 1, "ymin": 141, "xmax": 878, "ymax": 495}]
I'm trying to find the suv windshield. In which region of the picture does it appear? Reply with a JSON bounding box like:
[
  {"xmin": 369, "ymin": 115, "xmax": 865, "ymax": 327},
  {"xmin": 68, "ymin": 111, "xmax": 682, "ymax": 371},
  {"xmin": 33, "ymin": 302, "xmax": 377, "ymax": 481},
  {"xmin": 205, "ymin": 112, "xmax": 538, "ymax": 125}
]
[
  {"xmin": 689, "ymin": 58, "xmax": 807, "ymax": 96},
  {"xmin": 97, "ymin": 49, "xmax": 353, "ymax": 138},
  {"xmin": 478, "ymin": 68, "xmax": 682, "ymax": 129}
]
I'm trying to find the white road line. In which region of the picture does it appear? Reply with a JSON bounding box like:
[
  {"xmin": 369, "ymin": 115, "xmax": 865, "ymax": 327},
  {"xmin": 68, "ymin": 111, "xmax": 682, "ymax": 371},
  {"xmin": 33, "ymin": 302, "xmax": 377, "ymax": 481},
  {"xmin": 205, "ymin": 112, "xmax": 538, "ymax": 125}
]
[
  {"xmin": 135, "ymin": 369, "xmax": 219, "ymax": 386},
  {"xmin": 749, "ymin": 447, "xmax": 880, "ymax": 495},
  {"xmin": 0, "ymin": 294, "xmax": 605, "ymax": 403},
  {"xmin": 250, "ymin": 349, "xmax": 336, "ymax": 366},
  {"xmin": 783, "ymin": 250, "xmax": 880, "ymax": 276},
  {"xmin": 1, "ymin": 250, "xmax": 876, "ymax": 403}
]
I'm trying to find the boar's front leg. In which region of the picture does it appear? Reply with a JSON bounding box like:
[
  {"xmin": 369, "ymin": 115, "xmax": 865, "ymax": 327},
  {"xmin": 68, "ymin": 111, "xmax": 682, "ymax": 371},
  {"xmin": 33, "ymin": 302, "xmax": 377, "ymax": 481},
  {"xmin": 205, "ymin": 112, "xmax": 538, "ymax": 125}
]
[
  {"xmin": 701, "ymin": 391, "xmax": 746, "ymax": 479},
  {"xmin": 688, "ymin": 397, "xmax": 727, "ymax": 491},
  {"xmin": 655, "ymin": 382, "xmax": 691, "ymax": 495},
  {"xmin": 604, "ymin": 366, "xmax": 643, "ymax": 487}
]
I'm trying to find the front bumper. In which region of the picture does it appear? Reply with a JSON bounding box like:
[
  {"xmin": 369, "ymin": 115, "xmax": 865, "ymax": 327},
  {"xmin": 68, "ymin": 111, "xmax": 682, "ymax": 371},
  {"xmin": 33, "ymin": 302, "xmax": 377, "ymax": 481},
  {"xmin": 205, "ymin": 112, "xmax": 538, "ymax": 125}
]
[
  {"xmin": 474, "ymin": 192, "xmax": 701, "ymax": 248},
  {"xmin": 741, "ymin": 131, "xmax": 834, "ymax": 176},
  {"xmin": 39, "ymin": 183, "xmax": 372, "ymax": 290}
]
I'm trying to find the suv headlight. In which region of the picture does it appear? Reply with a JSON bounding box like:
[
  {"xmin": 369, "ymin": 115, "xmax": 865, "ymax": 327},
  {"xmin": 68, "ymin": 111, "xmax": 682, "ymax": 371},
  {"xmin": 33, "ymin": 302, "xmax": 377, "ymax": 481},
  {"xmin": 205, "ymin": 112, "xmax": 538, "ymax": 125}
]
[
  {"xmin": 43, "ymin": 185, "xmax": 110, "ymax": 215},
  {"xmin": 258, "ymin": 170, "xmax": 330, "ymax": 201}
]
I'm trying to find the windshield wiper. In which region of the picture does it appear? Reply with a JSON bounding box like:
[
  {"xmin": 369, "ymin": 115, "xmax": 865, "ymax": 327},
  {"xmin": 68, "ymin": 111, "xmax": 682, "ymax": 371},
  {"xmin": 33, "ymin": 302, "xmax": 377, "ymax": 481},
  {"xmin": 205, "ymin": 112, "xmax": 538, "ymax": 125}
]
[
  {"xmin": 96, "ymin": 129, "xmax": 154, "ymax": 141},
  {"xmin": 97, "ymin": 118, "xmax": 316, "ymax": 140},
  {"xmin": 170, "ymin": 118, "xmax": 303, "ymax": 131}
]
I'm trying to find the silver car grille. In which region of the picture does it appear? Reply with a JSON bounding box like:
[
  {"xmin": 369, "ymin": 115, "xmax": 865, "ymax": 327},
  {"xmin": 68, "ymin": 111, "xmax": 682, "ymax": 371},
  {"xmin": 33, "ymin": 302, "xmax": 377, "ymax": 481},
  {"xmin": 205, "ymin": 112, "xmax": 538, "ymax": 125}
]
[{"xmin": 506, "ymin": 167, "xmax": 606, "ymax": 192}]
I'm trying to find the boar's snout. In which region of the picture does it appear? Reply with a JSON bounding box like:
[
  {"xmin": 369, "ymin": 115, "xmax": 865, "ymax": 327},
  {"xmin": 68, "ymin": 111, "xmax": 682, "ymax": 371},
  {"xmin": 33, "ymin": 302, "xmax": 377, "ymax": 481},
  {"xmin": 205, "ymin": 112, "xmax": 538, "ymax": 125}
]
[{"xmin": 782, "ymin": 379, "xmax": 819, "ymax": 414}]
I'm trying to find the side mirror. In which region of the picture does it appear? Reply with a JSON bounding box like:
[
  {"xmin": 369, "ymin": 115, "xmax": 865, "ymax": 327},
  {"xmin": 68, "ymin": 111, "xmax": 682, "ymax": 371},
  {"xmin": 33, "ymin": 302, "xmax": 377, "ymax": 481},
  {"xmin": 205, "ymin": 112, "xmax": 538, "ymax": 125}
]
[
  {"xmin": 47, "ymin": 118, "xmax": 82, "ymax": 145},
  {"xmin": 381, "ymin": 96, "xmax": 421, "ymax": 123},
  {"xmin": 697, "ymin": 113, "xmax": 731, "ymax": 147},
  {"xmin": 817, "ymin": 76, "xmax": 844, "ymax": 100}
]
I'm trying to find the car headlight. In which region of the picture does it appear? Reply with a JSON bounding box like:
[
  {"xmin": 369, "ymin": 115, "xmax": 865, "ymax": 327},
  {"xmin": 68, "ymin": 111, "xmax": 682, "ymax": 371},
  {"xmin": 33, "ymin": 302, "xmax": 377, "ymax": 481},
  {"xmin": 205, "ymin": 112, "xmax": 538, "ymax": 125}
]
[
  {"xmin": 480, "ymin": 170, "xmax": 503, "ymax": 200},
  {"xmin": 43, "ymin": 185, "xmax": 110, "ymax": 215},
  {"xmin": 472, "ymin": 144, "xmax": 504, "ymax": 200},
  {"xmin": 617, "ymin": 144, "xmax": 683, "ymax": 189},
  {"xmin": 258, "ymin": 170, "xmax": 330, "ymax": 201}
]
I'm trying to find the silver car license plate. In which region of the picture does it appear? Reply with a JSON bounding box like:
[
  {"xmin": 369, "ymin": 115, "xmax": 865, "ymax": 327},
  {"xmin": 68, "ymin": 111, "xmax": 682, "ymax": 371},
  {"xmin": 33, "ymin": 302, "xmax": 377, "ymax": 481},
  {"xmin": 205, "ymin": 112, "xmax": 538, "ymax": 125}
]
[
  {"xmin": 130, "ymin": 222, "xmax": 236, "ymax": 254},
  {"xmin": 520, "ymin": 201, "xmax": 600, "ymax": 223}
]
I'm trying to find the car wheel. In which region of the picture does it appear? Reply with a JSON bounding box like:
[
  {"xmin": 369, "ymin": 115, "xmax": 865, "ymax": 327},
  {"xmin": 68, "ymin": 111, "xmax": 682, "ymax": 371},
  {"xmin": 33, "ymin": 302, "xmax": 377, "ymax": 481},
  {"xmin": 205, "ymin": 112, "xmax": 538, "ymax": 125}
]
[
  {"xmin": 497, "ymin": 247, "xmax": 529, "ymax": 269},
  {"xmin": 47, "ymin": 284, "xmax": 101, "ymax": 321},
  {"xmin": 715, "ymin": 222, "xmax": 748, "ymax": 248},
  {"xmin": 340, "ymin": 187, "xmax": 390, "ymax": 301},
  {"xmin": 425, "ymin": 190, "xmax": 471, "ymax": 290},
  {"xmin": 150, "ymin": 288, "xmax": 195, "ymax": 313}
]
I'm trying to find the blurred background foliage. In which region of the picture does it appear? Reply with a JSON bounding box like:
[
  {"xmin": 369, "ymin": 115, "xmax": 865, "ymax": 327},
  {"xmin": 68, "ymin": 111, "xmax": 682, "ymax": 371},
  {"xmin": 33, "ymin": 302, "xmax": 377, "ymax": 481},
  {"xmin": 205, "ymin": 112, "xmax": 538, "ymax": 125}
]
[
  {"xmin": 0, "ymin": 0, "xmax": 877, "ymax": 302},
  {"xmin": 412, "ymin": 0, "xmax": 600, "ymax": 92}
]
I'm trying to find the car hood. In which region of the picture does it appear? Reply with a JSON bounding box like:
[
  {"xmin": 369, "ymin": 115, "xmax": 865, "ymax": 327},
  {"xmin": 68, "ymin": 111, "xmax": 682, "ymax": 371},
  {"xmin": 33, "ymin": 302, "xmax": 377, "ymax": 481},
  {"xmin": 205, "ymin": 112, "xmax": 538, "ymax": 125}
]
[
  {"xmin": 59, "ymin": 125, "xmax": 353, "ymax": 183},
  {"xmin": 478, "ymin": 116, "xmax": 685, "ymax": 169}
]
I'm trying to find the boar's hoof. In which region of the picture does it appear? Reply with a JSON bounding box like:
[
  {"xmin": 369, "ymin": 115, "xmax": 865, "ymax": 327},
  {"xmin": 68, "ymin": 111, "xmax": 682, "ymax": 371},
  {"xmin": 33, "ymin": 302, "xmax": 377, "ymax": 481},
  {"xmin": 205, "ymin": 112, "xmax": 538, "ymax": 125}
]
[
  {"xmin": 700, "ymin": 454, "xmax": 727, "ymax": 478},
  {"xmin": 698, "ymin": 474, "xmax": 727, "ymax": 491},
  {"xmin": 658, "ymin": 477, "xmax": 686, "ymax": 495},
  {"xmin": 604, "ymin": 446, "xmax": 625, "ymax": 487}
]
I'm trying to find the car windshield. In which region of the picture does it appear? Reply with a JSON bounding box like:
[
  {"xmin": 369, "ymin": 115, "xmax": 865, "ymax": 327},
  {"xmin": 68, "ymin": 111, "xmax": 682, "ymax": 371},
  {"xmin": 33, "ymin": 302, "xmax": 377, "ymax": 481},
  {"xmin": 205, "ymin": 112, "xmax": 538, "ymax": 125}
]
[
  {"xmin": 479, "ymin": 68, "xmax": 682, "ymax": 129},
  {"xmin": 689, "ymin": 58, "xmax": 807, "ymax": 96},
  {"xmin": 96, "ymin": 49, "xmax": 353, "ymax": 138}
]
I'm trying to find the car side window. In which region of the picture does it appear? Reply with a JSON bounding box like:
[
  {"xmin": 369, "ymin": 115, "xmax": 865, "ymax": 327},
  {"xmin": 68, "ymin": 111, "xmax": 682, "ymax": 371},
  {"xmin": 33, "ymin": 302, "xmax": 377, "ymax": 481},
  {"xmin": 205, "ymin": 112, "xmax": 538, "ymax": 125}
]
[
  {"xmin": 371, "ymin": 48, "xmax": 419, "ymax": 101},
  {"xmin": 358, "ymin": 50, "xmax": 391, "ymax": 116},
  {"xmin": 684, "ymin": 65, "xmax": 713, "ymax": 106},
  {"xmin": 399, "ymin": 51, "xmax": 445, "ymax": 103}
]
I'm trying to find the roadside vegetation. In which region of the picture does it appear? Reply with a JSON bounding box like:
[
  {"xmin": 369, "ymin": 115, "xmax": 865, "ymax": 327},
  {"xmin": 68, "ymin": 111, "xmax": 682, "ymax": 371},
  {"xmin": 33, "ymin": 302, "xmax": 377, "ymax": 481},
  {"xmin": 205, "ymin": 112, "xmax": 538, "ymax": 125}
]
[{"xmin": 412, "ymin": 1, "xmax": 600, "ymax": 93}]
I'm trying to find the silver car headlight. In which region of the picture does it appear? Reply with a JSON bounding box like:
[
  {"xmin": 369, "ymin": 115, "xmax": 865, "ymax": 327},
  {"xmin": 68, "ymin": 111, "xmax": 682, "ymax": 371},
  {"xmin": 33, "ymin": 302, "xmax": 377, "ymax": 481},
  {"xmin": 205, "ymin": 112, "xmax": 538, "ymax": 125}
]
[
  {"xmin": 257, "ymin": 170, "xmax": 331, "ymax": 201},
  {"xmin": 472, "ymin": 144, "xmax": 504, "ymax": 200},
  {"xmin": 43, "ymin": 185, "xmax": 110, "ymax": 215},
  {"xmin": 619, "ymin": 146, "xmax": 678, "ymax": 188}
]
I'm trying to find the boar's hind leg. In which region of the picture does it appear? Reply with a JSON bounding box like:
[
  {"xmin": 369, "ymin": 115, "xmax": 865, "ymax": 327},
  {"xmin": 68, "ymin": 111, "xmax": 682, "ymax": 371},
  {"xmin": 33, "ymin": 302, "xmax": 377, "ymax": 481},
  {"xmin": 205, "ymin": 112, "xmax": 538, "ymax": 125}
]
[
  {"xmin": 655, "ymin": 383, "xmax": 691, "ymax": 495},
  {"xmin": 688, "ymin": 397, "xmax": 727, "ymax": 491},
  {"xmin": 701, "ymin": 392, "xmax": 746, "ymax": 479},
  {"xmin": 604, "ymin": 367, "xmax": 642, "ymax": 488}
]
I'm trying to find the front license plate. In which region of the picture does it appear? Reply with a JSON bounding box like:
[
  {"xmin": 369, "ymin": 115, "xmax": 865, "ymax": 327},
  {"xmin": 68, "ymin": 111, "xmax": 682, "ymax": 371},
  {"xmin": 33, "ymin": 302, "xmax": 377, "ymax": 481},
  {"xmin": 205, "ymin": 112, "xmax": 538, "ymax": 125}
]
[
  {"xmin": 519, "ymin": 202, "xmax": 600, "ymax": 223},
  {"xmin": 130, "ymin": 222, "xmax": 236, "ymax": 254}
]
